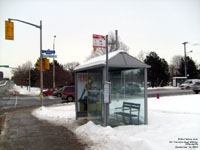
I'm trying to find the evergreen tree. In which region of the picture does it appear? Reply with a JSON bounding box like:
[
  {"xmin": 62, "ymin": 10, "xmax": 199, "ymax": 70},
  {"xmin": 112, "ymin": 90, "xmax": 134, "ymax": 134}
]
[
  {"xmin": 144, "ymin": 52, "xmax": 170, "ymax": 87},
  {"xmin": 178, "ymin": 56, "xmax": 200, "ymax": 79}
]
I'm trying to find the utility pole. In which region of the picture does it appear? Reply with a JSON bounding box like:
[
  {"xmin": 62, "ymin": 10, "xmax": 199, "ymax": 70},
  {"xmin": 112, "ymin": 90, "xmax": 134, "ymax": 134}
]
[
  {"xmin": 29, "ymin": 67, "xmax": 31, "ymax": 92},
  {"xmin": 182, "ymin": 42, "xmax": 188, "ymax": 78},
  {"xmin": 53, "ymin": 35, "xmax": 56, "ymax": 88}
]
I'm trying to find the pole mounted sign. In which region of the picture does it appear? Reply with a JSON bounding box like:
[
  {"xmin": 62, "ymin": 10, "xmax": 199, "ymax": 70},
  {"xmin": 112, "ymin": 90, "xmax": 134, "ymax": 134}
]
[
  {"xmin": 42, "ymin": 54, "xmax": 57, "ymax": 58},
  {"xmin": 93, "ymin": 34, "xmax": 106, "ymax": 52},
  {"xmin": 0, "ymin": 65, "xmax": 9, "ymax": 68},
  {"xmin": 42, "ymin": 49, "xmax": 56, "ymax": 58},
  {"xmin": 42, "ymin": 49, "xmax": 55, "ymax": 55}
]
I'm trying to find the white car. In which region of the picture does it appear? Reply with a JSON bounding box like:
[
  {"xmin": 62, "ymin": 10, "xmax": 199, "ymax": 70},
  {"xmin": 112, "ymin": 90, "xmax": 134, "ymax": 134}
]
[
  {"xmin": 180, "ymin": 79, "xmax": 200, "ymax": 90},
  {"xmin": 193, "ymin": 82, "xmax": 200, "ymax": 94}
]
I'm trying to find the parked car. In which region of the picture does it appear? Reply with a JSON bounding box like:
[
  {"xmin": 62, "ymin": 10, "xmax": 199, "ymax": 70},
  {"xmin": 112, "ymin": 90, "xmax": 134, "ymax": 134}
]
[
  {"xmin": 61, "ymin": 85, "xmax": 75, "ymax": 102},
  {"xmin": 180, "ymin": 79, "xmax": 200, "ymax": 90},
  {"xmin": 193, "ymin": 82, "xmax": 200, "ymax": 94},
  {"xmin": 53, "ymin": 87, "xmax": 63, "ymax": 97},
  {"xmin": 43, "ymin": 88, "xmax": 58, "ymax": 96}
]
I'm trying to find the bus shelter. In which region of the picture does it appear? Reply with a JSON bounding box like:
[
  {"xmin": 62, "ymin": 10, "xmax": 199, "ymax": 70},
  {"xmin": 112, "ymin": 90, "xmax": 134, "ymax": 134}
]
[{"xmin": 74, "ymin": 50, "xmax": 150, "ymax": 127}]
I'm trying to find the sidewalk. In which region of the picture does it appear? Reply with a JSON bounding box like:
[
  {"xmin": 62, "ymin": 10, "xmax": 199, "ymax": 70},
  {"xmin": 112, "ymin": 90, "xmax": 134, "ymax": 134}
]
[{"xmin": 0, "ymin": 107, "xmax": 87, "ymax": 150}]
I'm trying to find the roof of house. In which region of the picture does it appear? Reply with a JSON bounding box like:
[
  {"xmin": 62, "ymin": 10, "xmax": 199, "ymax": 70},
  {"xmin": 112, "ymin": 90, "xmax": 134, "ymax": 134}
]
[{"xmin": 74, "ymin": 50, "xmax": 150, "ymax": 72}]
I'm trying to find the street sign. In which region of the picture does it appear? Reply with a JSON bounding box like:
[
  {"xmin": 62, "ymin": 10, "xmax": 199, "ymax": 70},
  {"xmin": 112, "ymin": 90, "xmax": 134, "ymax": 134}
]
[
  {"xmin": 42, "ymin": 49, "xmax": 55, "ymax": 55},
  {"xmin": 93, "ymin": 34, "xmax": 106, "ymax": 48},
  {"xmin": 0, "ymin": 65, "xmax": 9, "ymax": 68},
  {"xmin": 42, "ymin": 54, "xmax": 57, "ymax": 58},
  {"xmin": 104, "ymin": 82, "xmax": 111, "ymax": 103},
  {"xmin": 5, "ymin": 21, "xmax": 14, "ymax": 40}
]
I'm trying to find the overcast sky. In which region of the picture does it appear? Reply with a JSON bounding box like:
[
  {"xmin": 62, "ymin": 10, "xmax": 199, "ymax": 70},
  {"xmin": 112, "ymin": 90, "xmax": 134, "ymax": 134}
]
[{"xmin": 0, "ymin": 0, "xmax": 200, "ymax": 78}]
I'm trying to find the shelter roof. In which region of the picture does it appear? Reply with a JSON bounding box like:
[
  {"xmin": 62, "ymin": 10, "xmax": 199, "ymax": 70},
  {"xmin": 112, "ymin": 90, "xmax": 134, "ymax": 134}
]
[{"xmin": 74, "ymin": 50, "xmax": 150, "ymax": 72}]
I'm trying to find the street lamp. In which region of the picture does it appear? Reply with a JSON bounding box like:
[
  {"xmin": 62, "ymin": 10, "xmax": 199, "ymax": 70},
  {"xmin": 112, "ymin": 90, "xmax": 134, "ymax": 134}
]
[
  {"xmin": 182, "ymin": 42, "xmax": 188, "ymax": 77},
  {"xmin": 53, "ymin": 35, "xmax": 56, "ymax": 88}
]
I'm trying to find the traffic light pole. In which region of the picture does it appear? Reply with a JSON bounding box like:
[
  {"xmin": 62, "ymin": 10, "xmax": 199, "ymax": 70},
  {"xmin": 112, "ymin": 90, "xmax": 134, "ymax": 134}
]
[
  {"xmin": 53, "ymin": 35, "xmax": 56, "ymax": 88},
  {"xmin": 40, "ymin": 21, "xmax": 43, "ymax": 106},
  {"xmin": 7, "ymin": 18, "xmax": 43, "ymax": 106}
]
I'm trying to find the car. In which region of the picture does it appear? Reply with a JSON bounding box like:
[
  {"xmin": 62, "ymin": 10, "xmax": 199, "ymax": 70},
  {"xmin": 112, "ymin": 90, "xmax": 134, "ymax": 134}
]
[
  {"xmin": 180, "ymin": 79, "xmax": 200, "ymax": 90},
  {"xmin": 61, "ymin": 85, "xmax": 75, "ymax": 102},
  {"xmin": 193, "ymin": 82, "xmax": 200, "ymax": 94},
  {"xmin": 43, "ymin": 88, "xmax": 58, "ymax": 96},
  {"xmin": 124, "ymin": 83, "xmax": 141, "ymax": 95},
  {"xmin": 53, "ymin": 87, "xmax": 63, "ymax": 97}
]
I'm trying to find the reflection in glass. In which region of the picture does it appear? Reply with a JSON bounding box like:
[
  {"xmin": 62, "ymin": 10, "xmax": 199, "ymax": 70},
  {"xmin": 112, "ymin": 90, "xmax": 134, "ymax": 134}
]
[{"xmin": 109, "ymin": 69, "xmax": 145, "ymax": 126}]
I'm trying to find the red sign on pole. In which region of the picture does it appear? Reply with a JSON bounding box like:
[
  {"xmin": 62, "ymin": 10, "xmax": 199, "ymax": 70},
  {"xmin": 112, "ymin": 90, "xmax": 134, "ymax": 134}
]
[{"xmin": 93, "ymin": 34, "xmax": 106, "ymax": 48}]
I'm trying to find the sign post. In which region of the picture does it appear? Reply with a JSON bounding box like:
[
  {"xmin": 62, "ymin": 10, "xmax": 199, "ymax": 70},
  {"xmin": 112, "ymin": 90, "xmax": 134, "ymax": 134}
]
[{"xmin": 93, "ymin": 30, "xmax": 119, "ymax": 126}]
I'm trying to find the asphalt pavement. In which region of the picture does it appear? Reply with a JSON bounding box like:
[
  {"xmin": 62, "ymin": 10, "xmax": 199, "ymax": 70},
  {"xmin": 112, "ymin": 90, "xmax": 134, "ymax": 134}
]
[
  {"xmin": 0, "ymin": 95, "xmax": 63, "ymax": 110},
  {"xmin": 0, "ymin": 107, "xmax": 88, "ymax": 150}
]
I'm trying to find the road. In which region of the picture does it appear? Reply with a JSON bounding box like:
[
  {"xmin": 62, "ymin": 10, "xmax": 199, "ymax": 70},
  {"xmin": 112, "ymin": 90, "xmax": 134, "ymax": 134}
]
[
  {"xmin": 0, "ymin": 80, "xmax": 63, "ymax": 110},
  {"xmin": 0, "ymin": 80, "xmax": 195, "ymax": 110},
  {"xmin": 0, "ymin": 95, "xmax": 63, "ymax": 110}
]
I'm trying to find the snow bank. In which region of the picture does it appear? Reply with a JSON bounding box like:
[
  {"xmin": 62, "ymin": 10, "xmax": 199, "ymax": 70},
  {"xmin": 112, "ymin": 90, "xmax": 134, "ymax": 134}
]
[
  {"xmin": 148, "ymin": 86, "xmax": 180, "ymax": 90},
  {"xmin": 9, "ymin": 85, "xmax": 40, "ymax": 96},
  {"xmin": 32, "ymin": 94, "xmax": 200, "ymax": 150},
  {"xmin": 32, "ymin": 103, "xmax": 76, "ymax": 126}
]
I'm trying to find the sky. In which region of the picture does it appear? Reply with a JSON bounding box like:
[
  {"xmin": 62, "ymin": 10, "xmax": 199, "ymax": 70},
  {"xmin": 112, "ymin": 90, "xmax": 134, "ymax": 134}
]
[{"xmin": 0, "ymin": 0, "xmax": 200, "ymax": 78}]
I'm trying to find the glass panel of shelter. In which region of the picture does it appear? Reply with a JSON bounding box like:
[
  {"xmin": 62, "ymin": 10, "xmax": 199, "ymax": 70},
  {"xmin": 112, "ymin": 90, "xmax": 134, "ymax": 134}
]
[
  {"xmin": 108, "ymin": 69, "xmax": 145, "ymax": 127},
  {"xmin": 87, "ymin": 70, "xmax": 103, "ymax": 125},
  {"xmin": 77, "ymin": 72, "xmax": 88, "ymax": 114},
  {"xmin": 77, "ymin": 68, "xmax": 145, "ymax": 127}
]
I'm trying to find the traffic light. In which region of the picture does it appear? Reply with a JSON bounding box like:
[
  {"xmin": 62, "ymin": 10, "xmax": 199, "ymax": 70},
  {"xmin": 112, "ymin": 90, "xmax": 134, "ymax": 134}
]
[
  {"xmin": 36, "ymin": 60, "xmax": 40, "ymax": 71},
  {"xmin": 5, "ymin": 21, "xmax": 14, "ymax": 40},
  {"xmin": 36, "ymin": 59, "xmax": 49, "ymax": 71},
  {"xmin": 43, "ymin": 58, "xmax": 49, "ymax": 70}
]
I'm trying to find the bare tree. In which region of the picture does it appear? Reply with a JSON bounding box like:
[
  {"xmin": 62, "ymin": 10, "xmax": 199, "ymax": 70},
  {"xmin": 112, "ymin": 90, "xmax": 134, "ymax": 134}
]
[
  {"xmin": 169, "ymin": 55, "xmax": 182, "ymax": 77},
  {"xmin": 12, "ymin": 61, "xmax": 32, "ymax": 87},
  {"xmin": 171, "ymin": 55, "xmax": 182, "ymax": 67},
  {"xmin": 87, "ymin": 31, "xmax": 129, "ymax": 59},
  {"xmin": 137, "ymin": 50, "xmax": 149, "ymax": 62},
  {"xmin": 64, "ymin": 62, "xmax": 80, "ymax": 72},
  {"xmin": 64, "ymin": 62, "xmax": 80, "ymax": 84}
]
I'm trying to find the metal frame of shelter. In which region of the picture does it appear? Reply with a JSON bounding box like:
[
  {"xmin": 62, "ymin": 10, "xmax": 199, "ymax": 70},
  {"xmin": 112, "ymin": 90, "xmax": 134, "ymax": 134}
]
[{"xmin": 74, "ymin": 50, "xmax": 150, "ymax": 126}]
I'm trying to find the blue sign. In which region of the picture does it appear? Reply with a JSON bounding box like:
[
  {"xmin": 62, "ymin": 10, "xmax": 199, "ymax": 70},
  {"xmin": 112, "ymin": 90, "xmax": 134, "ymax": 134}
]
[{"xmin": 42, "ymin": 49, "xmax": 55, "ymax": 55}]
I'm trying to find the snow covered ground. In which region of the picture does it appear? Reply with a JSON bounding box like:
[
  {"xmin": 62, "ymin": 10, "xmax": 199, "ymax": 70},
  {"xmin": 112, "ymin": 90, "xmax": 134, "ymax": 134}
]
[
  {"xmin": 32, "ymin": 94, "xmax": 200, "ymax": 150},
  {"xmin": 148, "ymin": 86, "xmax": 180, "ymax": 90},
  {"xmin": 9, "ymin": 85, "xmax": 40, "ymax": 96}
]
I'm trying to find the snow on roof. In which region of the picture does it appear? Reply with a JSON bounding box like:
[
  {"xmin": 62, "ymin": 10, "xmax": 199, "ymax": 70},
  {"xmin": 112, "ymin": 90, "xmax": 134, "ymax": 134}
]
[
  {"xmin": 74, "ymin": 50, "xmax": 150, "ymax": 72},
  {"xmin": 74, "ymin": 50, "xmax": 125, "ymax": 71}
]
